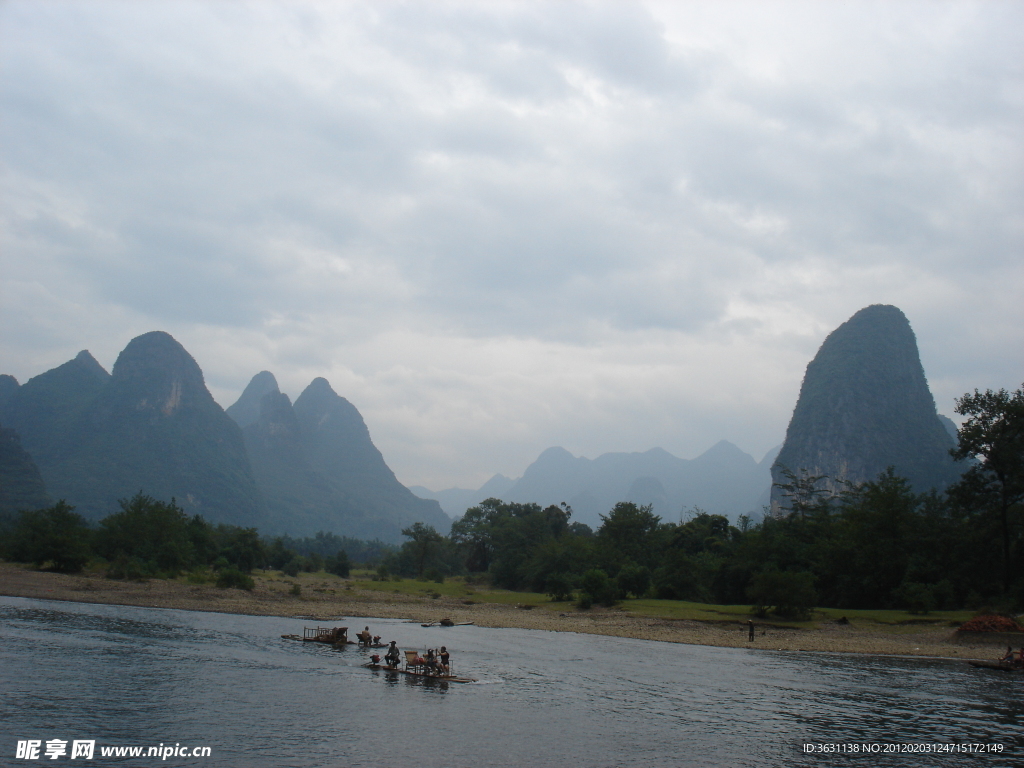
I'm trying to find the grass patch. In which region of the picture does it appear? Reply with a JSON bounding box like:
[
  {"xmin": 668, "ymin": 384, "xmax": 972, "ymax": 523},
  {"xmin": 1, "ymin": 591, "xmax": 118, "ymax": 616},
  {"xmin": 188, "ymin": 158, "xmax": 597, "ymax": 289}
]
[
  {"xmin": 249, "ymin": 570, "xmax": 978, "ymax": 632},
  {"xmin": 618, "ymin": 600, "xmax": 976, "ymax": 631},
  {"xmin": 356, "ymin": 577, "xmax": 552, "ymax": 607},
  {"xmin": 623, "ymin": 599, "xmax": 776, "ymax": 624},
  {"xmin": 810, "ymin": 606, "xmax": 974, "ymax": 626}
]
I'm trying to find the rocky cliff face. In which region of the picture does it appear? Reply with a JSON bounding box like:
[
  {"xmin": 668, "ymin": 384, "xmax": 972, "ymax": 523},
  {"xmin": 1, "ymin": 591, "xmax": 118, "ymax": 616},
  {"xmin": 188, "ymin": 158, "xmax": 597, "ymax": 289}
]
[
  {"xmin": 770, "ymin": 304, "xmax": 959, "ymax": 510},
  {"xmin": 2, "ymin": 333, "xmax": 264, "ymax": 524}
]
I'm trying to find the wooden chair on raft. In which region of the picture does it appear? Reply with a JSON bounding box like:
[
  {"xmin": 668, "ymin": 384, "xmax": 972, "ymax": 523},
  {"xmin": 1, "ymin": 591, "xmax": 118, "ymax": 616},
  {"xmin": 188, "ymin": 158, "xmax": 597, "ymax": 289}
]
[
  {"xmin": 403, "ymin": 649, "xmax": 450, "ymax": 676},
  {"xmin": 404, "ymin": 649, "xmax": 425, "ymax": 672}
]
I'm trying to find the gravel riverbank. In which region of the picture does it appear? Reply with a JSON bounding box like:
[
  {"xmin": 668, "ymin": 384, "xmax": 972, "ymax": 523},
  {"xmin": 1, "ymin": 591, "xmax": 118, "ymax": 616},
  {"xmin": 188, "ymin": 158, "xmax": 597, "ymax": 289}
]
[{"xmin": 0, "ymin": 563, "xmax": 1001, "ymax": 662}]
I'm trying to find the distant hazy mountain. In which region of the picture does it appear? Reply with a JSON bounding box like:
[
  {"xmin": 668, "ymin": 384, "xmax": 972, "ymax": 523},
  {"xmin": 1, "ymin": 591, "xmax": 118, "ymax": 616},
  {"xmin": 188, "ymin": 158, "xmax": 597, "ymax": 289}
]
[
  {"xmin": 225, "ymin": 370, "xmax": 279, "ymax": 429},
  {"xmin": 2, "ymin": 333, "xmax": 264, "ymax": 524},
  {"xmin": 771, "ymin": 304, "xmax": 960, "ymax": 510},
  {"xmin": 229, "ymin": 373, "xmax": 450, "ymax": 541},
  {"xmin": 410, "ymin": 474, "xmax": 517, "ymax": 518},
  {"xmin": 937, "ymin": 414, "xmax": 959, "ymax": 443},
  {"xmin": 0, "ymin": 374, "xmax": 19, "ymax": 410},
  {"xmin": 489, "ymin": 441, "xmax": 773, "ymax": 529},
  {"xmin": 0, "ymin": 423, "xmax": 51, "ymax": 514}
]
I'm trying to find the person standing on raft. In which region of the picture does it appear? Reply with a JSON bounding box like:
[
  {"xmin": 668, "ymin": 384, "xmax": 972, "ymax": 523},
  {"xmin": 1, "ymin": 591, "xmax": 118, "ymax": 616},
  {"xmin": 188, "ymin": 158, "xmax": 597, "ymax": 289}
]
[{"xmin": 384, "ymin": 640, "xmax": 401, "ymax": 668}]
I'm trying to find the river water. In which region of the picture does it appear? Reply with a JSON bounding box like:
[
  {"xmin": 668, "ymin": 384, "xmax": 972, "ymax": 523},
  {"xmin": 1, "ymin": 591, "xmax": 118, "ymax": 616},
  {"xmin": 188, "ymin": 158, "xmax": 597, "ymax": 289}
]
[{"xmin": 1, "ymin": 596, "xmax": 1021, "ymax": 767}]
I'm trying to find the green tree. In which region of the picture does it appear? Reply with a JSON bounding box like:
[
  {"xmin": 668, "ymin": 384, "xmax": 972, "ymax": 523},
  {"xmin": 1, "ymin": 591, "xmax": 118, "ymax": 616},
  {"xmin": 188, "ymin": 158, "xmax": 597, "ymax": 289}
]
[
  {"xmin": 326, "ymin": 549, "xmax": 350, "ymax": 577},
  {"xmin": 616, "ymin": 562, "xmax": 652, "ymax": 598},
  {"xmin": 452, "ymin": 499, "xmax": 573, "ymax": 588},
  {"xmin": 450, "ymin": 500, "xmax": 498, "ymax": 572},
  {"xmin": 596, "ymin": 502, "xmax": 662, "ymax": 572},
  {"xmin": 215, "ymin": 525, "xmax": 264, "ymax": 573},
  {"xmin": 950, "ymin": 384, "xmax": 1024, "ymax": 592},
  {"xmin": 522, "ymin": 534, "xmax": 593, "ymax": 593},
  {"xmin": 655, "ymin": 512, "xmax": 741, "ymax": 603},
  {"xmin": 773, "ymin": 466, "xmax": 841, "ymax": 519},
  {"xmin": 401, "ymin": 522, "xmax": 443, "ymax": 578},
  {"xmin": 10, "ymin": 501, "xmax": 92, "ymax": 572},
  {"xmin": 266, "ymin": 537, "xmax": 296, "ymax": 570},
  {"xmin": 828, "ymin": 469, "xmax": 918, "ymax": 608},
  {"xmin": 94, "ymin": 493, "xmax": 196, "ymax": 575}
]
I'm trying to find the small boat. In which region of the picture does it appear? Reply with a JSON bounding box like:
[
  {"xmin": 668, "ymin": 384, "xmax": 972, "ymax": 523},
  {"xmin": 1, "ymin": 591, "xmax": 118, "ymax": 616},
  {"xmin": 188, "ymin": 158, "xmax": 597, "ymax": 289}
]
[
  {"xmin": 365, "ymin": 663, "xmax": 476, "ymax": 683},
  {"xmin": 421, "ymin": 619, "xmax": 475, "ymax": 627},
  {"xmin": 968, "ymin": 660, "xmax": 1024, "ymax": 673}
]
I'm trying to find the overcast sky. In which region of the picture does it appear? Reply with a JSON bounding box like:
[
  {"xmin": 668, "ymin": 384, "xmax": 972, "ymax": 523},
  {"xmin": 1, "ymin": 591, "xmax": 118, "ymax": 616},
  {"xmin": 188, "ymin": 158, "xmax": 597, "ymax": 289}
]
[{"xmin": 2, "ymin": 0, "xmax": 1021, "ymax": 491}]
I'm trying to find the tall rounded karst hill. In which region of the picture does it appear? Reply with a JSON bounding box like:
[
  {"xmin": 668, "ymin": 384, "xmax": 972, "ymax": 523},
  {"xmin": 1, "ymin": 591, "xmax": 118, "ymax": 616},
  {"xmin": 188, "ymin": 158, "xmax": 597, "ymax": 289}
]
[{"xmin": 770, "ymin": 304, "xmax": 960, "ymax": 509}]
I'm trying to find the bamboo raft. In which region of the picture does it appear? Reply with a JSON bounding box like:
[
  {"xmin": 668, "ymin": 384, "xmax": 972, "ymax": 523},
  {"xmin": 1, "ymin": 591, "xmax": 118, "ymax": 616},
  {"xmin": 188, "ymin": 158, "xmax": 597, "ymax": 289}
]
[
  {"xmin": 283, "ymin": 625, "xmax": 477, "ymax": 682},
  {"xmin": 281, "ymin": 626, "xmax": 354, "ymax": 645},
  {"xmin": 365, "ymin": 662, "xmax": 476, "ymax": 683}
]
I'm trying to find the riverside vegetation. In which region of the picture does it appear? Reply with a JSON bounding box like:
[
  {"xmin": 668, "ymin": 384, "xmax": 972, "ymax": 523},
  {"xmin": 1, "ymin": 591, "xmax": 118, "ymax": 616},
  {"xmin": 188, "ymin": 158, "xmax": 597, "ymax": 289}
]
[{"xmin": 1, "ymin": 384, "xmax": 1021, "ymax": 622}]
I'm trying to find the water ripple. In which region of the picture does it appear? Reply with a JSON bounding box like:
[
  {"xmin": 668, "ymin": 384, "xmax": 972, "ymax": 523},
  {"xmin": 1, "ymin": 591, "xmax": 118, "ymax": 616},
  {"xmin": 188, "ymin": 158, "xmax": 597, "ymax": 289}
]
[{"xmin": 2, "ymin": 596, "xmax": 1021, "ymax": 768}]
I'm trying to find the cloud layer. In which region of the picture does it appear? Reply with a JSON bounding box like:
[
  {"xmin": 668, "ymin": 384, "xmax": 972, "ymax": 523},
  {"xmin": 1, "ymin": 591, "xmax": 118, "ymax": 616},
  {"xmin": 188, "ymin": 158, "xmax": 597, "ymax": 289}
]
[{"xmin": 2, "ymin": 0, "xmax": 1021, "ymax": 490}]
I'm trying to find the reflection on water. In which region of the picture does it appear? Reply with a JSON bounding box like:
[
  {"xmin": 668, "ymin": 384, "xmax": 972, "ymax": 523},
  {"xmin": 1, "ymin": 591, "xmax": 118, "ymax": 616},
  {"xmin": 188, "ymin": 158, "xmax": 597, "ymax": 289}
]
[{"xmin": 1, "ymin": 596, "xmax": 1021, "ymax": 767}]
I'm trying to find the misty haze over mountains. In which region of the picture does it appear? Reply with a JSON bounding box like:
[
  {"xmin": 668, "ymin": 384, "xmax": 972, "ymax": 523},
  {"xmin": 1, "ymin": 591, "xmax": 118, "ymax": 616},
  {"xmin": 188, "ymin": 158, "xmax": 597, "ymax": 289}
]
[
  {"xmin": 413, "ymin": 304, "xmax": 964, "ymax": 526},
  {"xmin": 1, "ymin": 305, "xmax": 964, "ymax": 539},
  {"xmin": 412, "ymin": 442, "xmax": 780, "ymax": 529}
]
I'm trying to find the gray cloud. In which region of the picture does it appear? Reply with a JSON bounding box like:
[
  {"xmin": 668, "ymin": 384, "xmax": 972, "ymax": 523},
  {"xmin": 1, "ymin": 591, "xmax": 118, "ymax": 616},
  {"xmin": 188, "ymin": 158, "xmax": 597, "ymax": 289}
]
[{"xmin": 1, "ymin": 0, "xmax": 1021, "ymax": 490}]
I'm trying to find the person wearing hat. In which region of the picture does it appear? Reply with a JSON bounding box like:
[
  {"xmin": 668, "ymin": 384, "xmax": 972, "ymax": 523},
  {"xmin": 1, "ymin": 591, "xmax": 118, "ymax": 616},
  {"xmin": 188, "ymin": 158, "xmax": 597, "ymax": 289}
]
[{"xmin": 384, "ymin": 640, "xmax": 401, "ymax": 668}]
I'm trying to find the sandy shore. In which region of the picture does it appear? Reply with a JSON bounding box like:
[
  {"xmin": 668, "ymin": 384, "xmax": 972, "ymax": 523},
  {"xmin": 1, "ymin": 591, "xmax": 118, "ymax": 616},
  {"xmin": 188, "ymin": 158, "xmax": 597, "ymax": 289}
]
[{"xmin": 0, "ymin": 563, "xmax": 1004, "ymax": 661}]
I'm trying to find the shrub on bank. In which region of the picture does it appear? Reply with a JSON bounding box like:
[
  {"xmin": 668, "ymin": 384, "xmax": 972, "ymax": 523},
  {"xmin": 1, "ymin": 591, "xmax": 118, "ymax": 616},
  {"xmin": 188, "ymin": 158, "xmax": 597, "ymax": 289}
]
[
  {"xmin": 106, "ymin": 554, "xmax": 147, "ymax": 580},
  {"xmin": 545, "ymin": 573, "xmax": 575, "ymax": 602},
  {"xmin": 580, "ymin": 568, "xmax": 618, "ymax": 606},
  {"xmin": 747, "ymin": 570, "xmax": 817, "ymax": 619},
  {"xmin": 215, "ymin": 567, "xmax": 255, "ymax": 591}
]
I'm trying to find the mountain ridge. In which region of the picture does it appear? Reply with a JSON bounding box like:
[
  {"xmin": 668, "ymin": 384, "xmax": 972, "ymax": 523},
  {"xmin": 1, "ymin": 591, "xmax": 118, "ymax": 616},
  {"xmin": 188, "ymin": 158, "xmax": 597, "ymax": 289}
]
[
  {"xmin": 230, "ymin": 373, "xmax": 450, "ymax": 541},
  {"xmin": 417, "ymin": 442, "xmax": 775, "ymax": 527}
]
